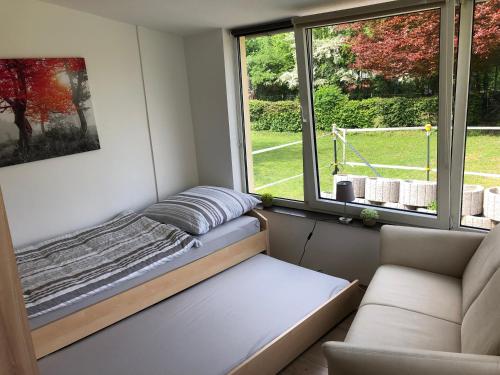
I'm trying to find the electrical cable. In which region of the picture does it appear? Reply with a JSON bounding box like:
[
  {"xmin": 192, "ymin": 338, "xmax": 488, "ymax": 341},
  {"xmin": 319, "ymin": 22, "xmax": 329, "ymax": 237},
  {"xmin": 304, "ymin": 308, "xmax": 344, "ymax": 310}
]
[{"xmin": 298, "ymin": 220, "xmax": 317, "ymax": 266}]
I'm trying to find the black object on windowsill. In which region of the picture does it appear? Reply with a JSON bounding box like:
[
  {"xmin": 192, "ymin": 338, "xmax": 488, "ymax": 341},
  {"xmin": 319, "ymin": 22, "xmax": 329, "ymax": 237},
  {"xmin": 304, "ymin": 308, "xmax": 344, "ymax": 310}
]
[{"xmin": 336, "ymin": 181, "xmax": 355, "ymax": 224}]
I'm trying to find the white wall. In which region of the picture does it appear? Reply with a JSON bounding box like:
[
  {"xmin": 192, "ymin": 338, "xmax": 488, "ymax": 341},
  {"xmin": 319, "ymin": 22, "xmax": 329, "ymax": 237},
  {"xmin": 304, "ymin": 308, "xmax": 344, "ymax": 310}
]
[
  {"xmin": 261, "ymin": 211, "xmax": 380, "ymax": 285},
  {"xmin": 185, "ymin": 30, "xmax": 239, "ymax": 188},
  {"xmin": 138, "ymin": 26, "xmax": 199, "ymax": 199},
  {"xmin": 0, "ymin": 0, "xmax": 198, "ymax": 247}
]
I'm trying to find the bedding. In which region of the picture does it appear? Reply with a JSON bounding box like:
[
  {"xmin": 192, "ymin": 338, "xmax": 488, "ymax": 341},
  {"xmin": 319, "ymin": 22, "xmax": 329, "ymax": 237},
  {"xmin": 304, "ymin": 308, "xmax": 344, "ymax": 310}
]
[
  {"xmin": 17, "ymin": 211, "xmax": 200, "ymax": 319},
  {"xmin": 29, "ymin": 215, "xmax": 261, "ymax": 329},
  {"xmin": 37, "ymin": 254, "xmax": 349, "ymax": 375},
  {"xmin": 143, "ymin": 185, "xmax": 260, "ymax": 234}
]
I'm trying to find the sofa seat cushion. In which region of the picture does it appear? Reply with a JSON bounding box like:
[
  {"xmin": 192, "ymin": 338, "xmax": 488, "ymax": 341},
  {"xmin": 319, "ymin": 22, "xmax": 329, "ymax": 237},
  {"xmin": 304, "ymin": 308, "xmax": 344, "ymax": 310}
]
[
  {"xmin": 360, "ymin": 265, "xmax": 462, "ymax": 323},
  {"xmin": 346, "ymin": 304, "xmax": 461, "ymax": 352}
]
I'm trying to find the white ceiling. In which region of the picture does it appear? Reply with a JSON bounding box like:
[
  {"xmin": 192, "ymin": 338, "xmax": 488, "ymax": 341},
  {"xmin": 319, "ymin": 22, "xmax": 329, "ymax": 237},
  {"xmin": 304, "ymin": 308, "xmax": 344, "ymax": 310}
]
[{"xmin": 39, "ymin": 0, "xmax": 369, "ymax": 36}]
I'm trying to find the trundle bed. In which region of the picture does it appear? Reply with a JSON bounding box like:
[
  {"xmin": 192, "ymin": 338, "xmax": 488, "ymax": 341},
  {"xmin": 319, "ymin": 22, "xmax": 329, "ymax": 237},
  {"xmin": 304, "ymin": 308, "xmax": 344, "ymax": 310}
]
[
  {"xmin": 38, "ymin": 254, "xmax": 358, "ymax": 375},
  {"xmin": 0, "ymin": 189, "xmax": 361, "ymax": 375}
]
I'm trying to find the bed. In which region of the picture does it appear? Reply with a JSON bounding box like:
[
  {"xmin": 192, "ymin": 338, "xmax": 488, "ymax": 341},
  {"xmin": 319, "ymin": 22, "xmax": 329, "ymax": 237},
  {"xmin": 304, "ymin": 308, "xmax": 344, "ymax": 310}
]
[
  {"xmin": 28, "ymin": 210, "xmax": 270, "ymax": 359},
  {"xmin": 37, "ymin": 254, "xmax": 359, "ymax": 375},
  {"xmin": 29, "ymin": 214, "xmax": 262, "ymax": 330}
]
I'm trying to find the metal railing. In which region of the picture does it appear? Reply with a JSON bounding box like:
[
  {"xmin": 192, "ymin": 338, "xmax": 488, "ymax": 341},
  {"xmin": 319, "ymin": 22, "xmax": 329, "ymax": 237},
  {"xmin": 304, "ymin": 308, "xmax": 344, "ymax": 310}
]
[{"xmin": 334, "ymin": 125, "xmax": 499, "ymax": 180}]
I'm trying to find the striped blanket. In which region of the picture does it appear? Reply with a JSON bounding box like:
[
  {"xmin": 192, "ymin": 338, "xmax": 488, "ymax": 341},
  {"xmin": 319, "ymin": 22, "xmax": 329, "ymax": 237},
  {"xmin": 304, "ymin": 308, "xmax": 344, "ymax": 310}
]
[{"xmin": 16, "ymin": 211, "xmax": 201, "ymax": 318}]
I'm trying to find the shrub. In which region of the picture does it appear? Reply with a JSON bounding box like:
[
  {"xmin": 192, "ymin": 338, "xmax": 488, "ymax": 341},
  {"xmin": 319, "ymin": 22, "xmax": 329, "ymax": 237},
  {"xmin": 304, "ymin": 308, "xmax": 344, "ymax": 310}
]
[
  {"xmin": 249, "ymin": 90, "xmax": 440, "ymax": 132},
  {"xmin": 413, "ymin": 97, "xmax": 439, "ymax": 125},
  {"xmin": 249, "ymin": 100, "xmax": 301, "ymax": 132},
  {"xmin": 334, "ymin": 98, "xmax": 383, "ymax": 129},
  {"xmin": 313, "ymin": 85, "xmax": 348, "ymax": 131},
  {"xmin": 381, "ymin": 97, "xmax": 419, "ymax": 127}
]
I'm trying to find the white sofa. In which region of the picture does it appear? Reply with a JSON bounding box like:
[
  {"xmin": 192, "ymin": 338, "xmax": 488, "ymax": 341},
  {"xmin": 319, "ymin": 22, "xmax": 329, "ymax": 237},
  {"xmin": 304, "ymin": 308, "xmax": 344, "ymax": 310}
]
[{"xmin": 323, "ymin": 224, "xmax": 500, "ymax": 375}]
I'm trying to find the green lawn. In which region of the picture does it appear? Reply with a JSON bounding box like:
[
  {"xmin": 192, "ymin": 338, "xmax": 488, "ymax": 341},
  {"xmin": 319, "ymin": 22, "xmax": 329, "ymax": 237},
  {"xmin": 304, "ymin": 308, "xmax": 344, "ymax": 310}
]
[{"xmin": 250, "ymin": 130, "xmax": 500, "ymax": 201}]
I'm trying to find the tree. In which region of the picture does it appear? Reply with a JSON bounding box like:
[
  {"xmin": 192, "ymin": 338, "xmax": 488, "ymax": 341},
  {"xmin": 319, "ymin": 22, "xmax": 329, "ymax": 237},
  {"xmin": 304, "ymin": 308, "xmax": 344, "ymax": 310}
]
[
  {"xmin": 347, "ymin": 10, "xmax": 441, "ymax": 79},
  {"xmin": 469, "ymin": 0, "xmax": 499, "ymax": 124},
  {"xmin": 345, "ymin": 0, "xmax": 499, "ymax": 79},
  {"xmin": 471, "ymin": 0, "xmax": 500, "ymax": 66},
  {"xmin": 246, "ymin": 33, "xmax": 297, "ymax": 99},
  {"xmin": 64, "ymin": 58, "xmax": 91, "ymax": 135},
  {"xmin": 27, "ymin": 71, "xmax": 74, "ymax": 135},
  {"xmin": 0, "ymin": 59, "xmax": 74, "ymax": 153},
  {"xmin": 1, "ymin": 60, "xmax": 33, "ymax": 154},
  {"xmin": 276, "ymin": 28, "xmax": 356, "ymax": 93},
  {"xmin": 310, "ymin": 27, "xmax": 356, "ymax": 88}
]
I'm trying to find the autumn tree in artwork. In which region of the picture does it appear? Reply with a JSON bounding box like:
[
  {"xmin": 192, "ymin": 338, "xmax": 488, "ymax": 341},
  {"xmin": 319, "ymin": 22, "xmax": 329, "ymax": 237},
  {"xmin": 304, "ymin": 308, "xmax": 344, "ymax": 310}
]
[
  {"xmin": 27, "ymin": 70, "xmax": 74, "ymax": 135},
  {"xmin": 64, "ymin": 58, "xmax": 91, "ymax": 136},
  {"xmin": 0, "ymin": 59, "xmax": 54, "ymax": 154},
  {"xmin": 0, "ymin": 58, "xmax": 92, "ymax": 156},
  {"xmin": 0, "ymin": 57, "xmax": 99, "ymax": 167}
]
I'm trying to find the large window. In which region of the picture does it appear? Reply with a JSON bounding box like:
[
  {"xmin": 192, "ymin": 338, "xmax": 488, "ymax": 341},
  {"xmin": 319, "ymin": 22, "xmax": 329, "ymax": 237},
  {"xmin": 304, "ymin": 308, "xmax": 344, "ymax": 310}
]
[{"xmin": 236, "ymin": 0, "xmax": 498, "ymax": 230}]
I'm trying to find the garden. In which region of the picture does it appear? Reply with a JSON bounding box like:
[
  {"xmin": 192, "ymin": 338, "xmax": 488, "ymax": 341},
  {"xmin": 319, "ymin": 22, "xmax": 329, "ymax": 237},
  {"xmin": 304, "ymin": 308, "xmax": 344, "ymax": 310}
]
[
  {"xmin": 251, "ymin": 130, "xmax": 499, "ymax": 199},
  {"xmin": 242, "ymin": 1, "xmax": 499, "ymax": 228}
]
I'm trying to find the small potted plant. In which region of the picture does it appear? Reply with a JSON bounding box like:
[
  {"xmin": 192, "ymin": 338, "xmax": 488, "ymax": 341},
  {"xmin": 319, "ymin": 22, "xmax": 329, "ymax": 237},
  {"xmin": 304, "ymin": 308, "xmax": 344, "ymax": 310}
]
[
  {"xmin": 360, "ymin": 208, "xmax": 379, "ymax": 227},
  {"xmin": 260, "ymin": 193, "xmax": 274, "ymax": 208},
  {"xmin": 427, "ymin": 200, "xmax": 438, "ymax": 212}
]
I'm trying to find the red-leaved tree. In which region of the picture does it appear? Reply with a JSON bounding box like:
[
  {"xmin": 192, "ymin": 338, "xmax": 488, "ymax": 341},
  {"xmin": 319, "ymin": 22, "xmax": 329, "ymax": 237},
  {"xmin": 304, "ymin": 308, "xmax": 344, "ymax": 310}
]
[
  {"xmin": 27, "ymin": 72, "xmax": 74, "ymax": 135},
  {"xmin": 346, "ymin": 0, "xmax": 499, "ymax": 79},
  {"xmin": 0, "ymin": 58, "xmax": 76, "ymax": 153},
  {"xmin": 471, "ymin": 0, "xmax": 500, "ymax": 69},
  {"xmin": 348, "ymin": 9, "xmax": 440, "ymax": 79}
]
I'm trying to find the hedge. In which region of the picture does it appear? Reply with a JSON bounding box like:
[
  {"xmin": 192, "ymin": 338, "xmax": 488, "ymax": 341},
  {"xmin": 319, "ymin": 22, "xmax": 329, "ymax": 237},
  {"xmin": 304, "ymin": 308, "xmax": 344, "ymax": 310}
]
[
  {"xmin": 249, "ymin": 100, "xmax": 302, "ymax": 132},
  {"xmin": 249, "ymin": 87, "xmax": 440, "ymax": 132}
]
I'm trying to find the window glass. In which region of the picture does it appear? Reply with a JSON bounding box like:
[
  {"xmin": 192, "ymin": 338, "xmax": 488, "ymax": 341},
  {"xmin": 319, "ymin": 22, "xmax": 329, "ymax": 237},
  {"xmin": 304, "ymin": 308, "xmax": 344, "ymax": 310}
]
[
  {"xmin": 238, "ymin": 31, "xmax": 304, "ymax": 201},
  {"xmin": 461, "ymin": 0, "xmax": 499, "ymax": 230},
  {"xmin": 308, "ymin": 9, "xmax": 441, "ymax": 214}
]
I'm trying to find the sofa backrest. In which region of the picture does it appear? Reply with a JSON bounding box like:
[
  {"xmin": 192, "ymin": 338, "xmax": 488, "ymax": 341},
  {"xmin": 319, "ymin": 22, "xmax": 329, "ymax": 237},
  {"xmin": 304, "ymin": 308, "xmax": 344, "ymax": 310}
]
[{"xmin": 461, "ymin": 225, "xmax": 500, "ymax": 355}]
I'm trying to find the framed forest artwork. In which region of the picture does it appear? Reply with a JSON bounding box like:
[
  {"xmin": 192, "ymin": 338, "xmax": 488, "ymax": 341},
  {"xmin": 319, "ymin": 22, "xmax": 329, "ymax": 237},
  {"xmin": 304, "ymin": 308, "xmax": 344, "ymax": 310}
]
[{"xmin": 0, "ymin": 58, "xmax": 100, "ymax": 168}]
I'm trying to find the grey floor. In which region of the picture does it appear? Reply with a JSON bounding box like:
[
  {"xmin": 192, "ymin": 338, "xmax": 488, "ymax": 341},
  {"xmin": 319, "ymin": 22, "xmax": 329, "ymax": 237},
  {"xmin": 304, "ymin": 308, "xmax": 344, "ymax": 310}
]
[{"xmin": 279, "ymin": 313, "xmax": 355, "ymax": 375}]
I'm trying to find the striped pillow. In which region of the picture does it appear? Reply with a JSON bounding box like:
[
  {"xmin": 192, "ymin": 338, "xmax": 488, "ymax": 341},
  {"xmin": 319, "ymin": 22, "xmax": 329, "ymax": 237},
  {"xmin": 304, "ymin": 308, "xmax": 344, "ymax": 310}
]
[{"xmin": 144, "ymin": 186, "xmax": 261, "ymax": 235}]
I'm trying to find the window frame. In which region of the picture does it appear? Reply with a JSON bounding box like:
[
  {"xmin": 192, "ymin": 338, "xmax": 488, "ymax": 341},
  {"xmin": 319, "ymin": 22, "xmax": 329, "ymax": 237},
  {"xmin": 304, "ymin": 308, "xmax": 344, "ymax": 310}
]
[
  {"xmin": 234, "ymin": 28, "xmax": 308, "ymax": 207},
  {"xmin": 294, "ymin": 0, "xmax": 455, "ymax": 229},
  {"xmin": 234, "ymin": 0, "xmax": 492, "ymax": 231},
  {"xmin": 450, "ymin": 0, "xmax": 493, "ymax": 232}
]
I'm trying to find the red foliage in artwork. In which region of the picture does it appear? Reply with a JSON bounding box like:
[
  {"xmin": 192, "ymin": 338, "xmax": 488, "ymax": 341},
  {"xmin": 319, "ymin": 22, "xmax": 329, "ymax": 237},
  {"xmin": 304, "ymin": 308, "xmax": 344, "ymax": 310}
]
[
  {"xmin": 27, "ymin": 67, "xmax": 74, "ymax": 129},
  {"xmin": 0, "ymin": 58, "xmax": 84, "ymax": 145},
  {"xmin": 0, "ymin": 57, "xmax": 99, "ymax": 167}
]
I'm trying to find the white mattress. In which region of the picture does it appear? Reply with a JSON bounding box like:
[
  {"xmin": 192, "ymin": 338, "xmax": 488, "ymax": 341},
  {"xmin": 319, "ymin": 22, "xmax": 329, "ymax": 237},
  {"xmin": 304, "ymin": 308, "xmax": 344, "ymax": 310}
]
[
  {"xmin": 38, "ymin": 254, "xmax": 349, "ymax": 375},
  {"xmin": 30, "ymin": 215, "xmax": 261, "ymax": 329}
]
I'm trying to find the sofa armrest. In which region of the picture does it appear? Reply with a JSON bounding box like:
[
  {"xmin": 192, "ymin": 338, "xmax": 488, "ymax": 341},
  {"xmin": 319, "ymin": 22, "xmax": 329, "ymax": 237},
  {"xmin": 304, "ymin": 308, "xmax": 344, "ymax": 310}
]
[
  {"xmin": 380, "ymin": 225, "xmax": 485, "ymax": 277},
  {"xmin": 323, "ymin": 342, "xmax": 500, "ymax": 375}
]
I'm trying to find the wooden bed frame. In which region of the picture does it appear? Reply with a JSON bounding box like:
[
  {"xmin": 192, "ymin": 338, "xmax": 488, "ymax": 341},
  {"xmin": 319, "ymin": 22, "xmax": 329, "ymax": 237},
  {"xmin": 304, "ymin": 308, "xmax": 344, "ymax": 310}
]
[
  {"xmin": 230, "ymin": 279, "xmax": 362, "ymax": 375},
  {"xmin": 31, "ymin": 209, "xmax": 270, "ymax": 359},
  {"xmin": 0, "ymin": 188, "xmax": 362, "ymax": 375},
  {"xmin": 0, "ymin": 190, "xmax": 39, "ymax": 374}
]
